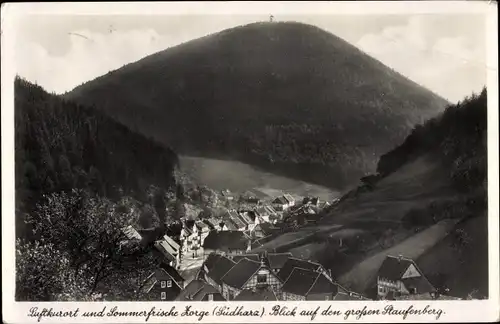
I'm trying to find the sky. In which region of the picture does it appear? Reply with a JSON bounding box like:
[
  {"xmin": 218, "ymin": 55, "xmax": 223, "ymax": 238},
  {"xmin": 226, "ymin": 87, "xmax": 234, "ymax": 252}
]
[{"xmin": 14, "ymin": 13, "xmax": 488, "ymax": 102}]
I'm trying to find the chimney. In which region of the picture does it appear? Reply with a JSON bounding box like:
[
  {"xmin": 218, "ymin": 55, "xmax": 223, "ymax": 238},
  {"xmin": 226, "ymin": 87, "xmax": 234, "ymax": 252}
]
[{"xmin": 397, "ymin": 254, "xmax": 403, "ymax": 262}]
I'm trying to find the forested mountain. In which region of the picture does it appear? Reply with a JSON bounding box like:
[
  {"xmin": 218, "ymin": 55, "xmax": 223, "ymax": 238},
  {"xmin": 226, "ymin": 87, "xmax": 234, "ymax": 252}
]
[
  {"xmin": 15, "ymin": 77, "xmax": 179, "ymax": 217},
  {"xmin": 15, "ymin": 77, "xmax": 180, "ymax": 301},
  {"xmin": 66, "ymin": 21, "xmax": 449, "ymax": 189}
]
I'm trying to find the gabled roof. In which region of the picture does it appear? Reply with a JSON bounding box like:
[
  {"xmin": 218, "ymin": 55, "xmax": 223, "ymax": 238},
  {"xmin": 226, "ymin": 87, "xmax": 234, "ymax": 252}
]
[
  {"xmin": 307, "ymin": 271, "xmax": 338, "ymax": 295},
  {"xmin": 204, "ymin": 253, "xmax": 222, "ymax": 271},
  {"xmin": 267, "ymin": 252, "xmax": 292, "ymax": 270},
  {"xmin": 277, "ymin": 257, "xmax": 323, "ymax": 282},
  {"xmin": 377, "ymin": 255, "xmax": 423, "ymax": 281},
  {"xmin": 154, "ymin": 240, "xmax": 178, "ymax": 262},
  {"xmin": 282, "ymin": 267, "xmax": 337, "ymax": 297},
  {"xmin": 272, "ymin": 196, "xmax": 289, "ymax": 205},
  {"xmin": 402, "ymin": 276, "xmax": 436, "ymax": 294},
  {"xmin": 221, "ymin": 258, "xmax": 262, "ymax": 289},
  {"xmin": 222, "ymin": 218, "xmax": 239, "ymax": 231},
  {"xmin": 281, "ymin": 268, "xmax": 320, "ymax": 296},
  {"xmin": 234, "ymin": 287, "xmax": 279, "ymax": 301},
  {"xmin": 159, "ymin": 263, "xmax": 184, "ymax": 286},
  {"xmin": 283, "ymin": 194, "xmax": 295, "ymax": 203},
  {"xmin": 175, "ymin": 279, "xmax": 222, "ymax": 301},
  {"xmin": 206, "ymin": 255, "xmax": 236, "ymax": 285},
  {"xmin": 238, "ymin": 212, "xmax": 254, "ymax": 225},
  {"xmin": 163, "ymin": 235, "xmax": 180, "ymax": 251},
  {"xmin": 225, "ymin": 210, "xmax": 246, "ymax": 229},
  {"xmin": 202, "ymin": 231, "xmax": 249, "ymax": 251},
  {"xmin": 143, "ymin": 263, "xmax": 185, "ymax": 293}
]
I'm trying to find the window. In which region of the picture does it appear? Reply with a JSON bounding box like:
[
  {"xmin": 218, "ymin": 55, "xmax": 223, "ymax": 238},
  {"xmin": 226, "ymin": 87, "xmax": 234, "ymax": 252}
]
[
  {"xmin": 161, "ymin": 292, "xmax": 166, "ymax": 300},
  {"xmin": 161, "ymin": 281, "xmax": 166, "ymax": 288},
  {"xmin": 167, "ymin": 280, "xmax": 172, "ymax": 288},
  {"xmin": 208, "ymin": 294, "xmax": 214, "ymax": 301},
  {"xmin": 257, "ymin": 274, "xmax": 267, "ymax": 283}
]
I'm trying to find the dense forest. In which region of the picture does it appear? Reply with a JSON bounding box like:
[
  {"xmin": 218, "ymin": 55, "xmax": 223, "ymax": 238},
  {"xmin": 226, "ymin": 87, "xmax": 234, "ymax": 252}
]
[
  {"xmin": 377, "ymin": 88, "xmax": 487, "ymax": 189},
  {"xmin": 15, "ymin": 77, "xmax": 181, "ymax": 301},
  {"xmin": 66, "ymin": 21, "xmax": 448, "ymax": 189}
]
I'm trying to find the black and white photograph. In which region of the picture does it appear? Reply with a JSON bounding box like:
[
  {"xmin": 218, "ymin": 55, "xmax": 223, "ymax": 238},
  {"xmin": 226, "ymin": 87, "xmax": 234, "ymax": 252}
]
[{"xmin": 1, "ymin": 1, "xmax": 499, "ymax": 323}]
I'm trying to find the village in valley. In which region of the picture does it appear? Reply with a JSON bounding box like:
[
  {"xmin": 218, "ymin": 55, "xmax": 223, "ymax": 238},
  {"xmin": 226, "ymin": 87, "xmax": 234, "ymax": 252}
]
[{"xmin": 120, "ymin": 184, "xmax": 462, "ymax": 302}]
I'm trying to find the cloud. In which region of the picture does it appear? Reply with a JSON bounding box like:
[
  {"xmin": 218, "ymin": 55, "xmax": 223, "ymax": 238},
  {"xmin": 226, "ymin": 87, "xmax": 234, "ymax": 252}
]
[
  {"xmin": 356, "ymin": 16, "xmax": 486, "ymax": 102},
  {"xmin": 16, "ymin": 27, "xmax": 226, "ymax": 94}
]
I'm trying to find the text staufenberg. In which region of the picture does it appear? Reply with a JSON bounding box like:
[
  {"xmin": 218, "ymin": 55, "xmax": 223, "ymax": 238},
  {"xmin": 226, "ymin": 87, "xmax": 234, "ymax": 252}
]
[{"xmin": 27, "ymin": 304, "xmax": 445, "ymax": 322}]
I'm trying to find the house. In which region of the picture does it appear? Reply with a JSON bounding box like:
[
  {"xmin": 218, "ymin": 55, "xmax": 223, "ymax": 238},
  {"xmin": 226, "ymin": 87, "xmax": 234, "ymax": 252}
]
[
  {"xmin": 281, "ymin": 267, "xmax": 339, "ymax": 301},
  {"xmin": 302, "ymin": 197, "xmax": 321, "ymax": 207},
  {"xmin": 223, "ymin": 210, "xmax": 247, "ymax": 231},
  {"xmin": 175, "ymin": 279, "xmax": 225, "ymax": 301},
  {"xmin": 272, "ymin": 196, "xmax": 293, "ymax": 212},
  {"xmin": 220, "ymin": 257, "xmax": 283, "ymax": 300},
  {"xmin": 267, "ymin": 252, "xmax": 293, "ymax": 273},
  {"xmin": 154, "ymin": 235, "xmax": 181, "ymax": 267},
  {"xmin": 233, "ymin": 287, "xmax": 279, "ymax": 301},
  {"xmin": 376, "ymin": 255, "xmax": 436, "ymax": 300},
  {"xmin": 277, "ymin": 257, "xmax": 333, "ymax": 283},
  {"xmin": 237, "ymin": 211, "xmax": 256, "ymax": 230},
  {"xmin": 140, "ymin": 263, "xmax": 185, "ymax": 301},
  {"xmin": 202, "ymin": 253, "xmax": 237, "ymax": 291},
  {"xmin": 202, "ymin": 231, "xmax": 251, "ymax": 255}
]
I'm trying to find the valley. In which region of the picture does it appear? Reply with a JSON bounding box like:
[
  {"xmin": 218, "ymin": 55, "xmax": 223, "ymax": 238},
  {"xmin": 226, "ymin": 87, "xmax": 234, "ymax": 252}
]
[{"xmin": 179, "ymin": 155, "xmax": 341, "ymax": 201}]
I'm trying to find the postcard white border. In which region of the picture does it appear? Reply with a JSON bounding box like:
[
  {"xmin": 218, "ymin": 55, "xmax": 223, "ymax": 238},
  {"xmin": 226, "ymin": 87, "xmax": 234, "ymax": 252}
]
[{"xmin": 2, "ymin": 1, "xmax": 499, "ymax": 323}]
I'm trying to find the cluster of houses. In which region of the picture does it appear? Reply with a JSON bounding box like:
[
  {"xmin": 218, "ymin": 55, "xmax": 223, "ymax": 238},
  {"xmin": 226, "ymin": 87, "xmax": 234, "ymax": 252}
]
[
  {"xmin": 179, "ymin": 251, "xmax": 368, "ymax": 301},
  {"xmin": 134, "ymin": 247, "xmax": 461, "ymax": 301},
  {"xmin": 120, "ymin": 188, "xmax": 461, "ymax": 302}
]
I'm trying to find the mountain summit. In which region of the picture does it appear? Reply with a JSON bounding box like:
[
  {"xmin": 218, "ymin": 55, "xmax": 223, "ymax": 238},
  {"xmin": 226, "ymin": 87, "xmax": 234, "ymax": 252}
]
[{"xmin": 66, "ymin": 21, "xmax": 448, "ymax": 189}]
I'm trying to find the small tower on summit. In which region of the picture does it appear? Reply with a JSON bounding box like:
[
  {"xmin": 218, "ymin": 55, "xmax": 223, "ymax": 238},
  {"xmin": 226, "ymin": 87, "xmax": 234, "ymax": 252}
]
[{"xmin": 269, "ymin": 15, "xmax": 274, "ymax": 23}]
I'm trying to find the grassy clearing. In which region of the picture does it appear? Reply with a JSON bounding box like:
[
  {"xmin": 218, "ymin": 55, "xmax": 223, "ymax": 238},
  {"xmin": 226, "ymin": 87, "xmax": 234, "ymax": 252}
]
[{"xmin": 179, "ymin": 156, "xmax": 340, "ymax": 201}]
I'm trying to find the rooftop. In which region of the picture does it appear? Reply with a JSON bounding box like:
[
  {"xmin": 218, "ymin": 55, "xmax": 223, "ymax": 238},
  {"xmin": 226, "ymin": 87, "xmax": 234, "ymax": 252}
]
[
  {"xmin": 205, "ymin": 255, "xmax": 236, "ymax": 285},
  {"xmin": 203, "ymin": 231, "xmax": 249, "ymax": 250},
  {"xmin": 281, "ymin": 267, "xmax": 337, "ymax": 296},
  {"xmin": 175, "ymin": 279, "xmax": 222, "ymax": 301},
  {"xmin": 378, "ymin": 255, "xmax": 421, "ymax": 281},
  {"xmin": 277, "ymin": 257, "xmax": 323, "ymax": 282},
  {"xmin": 221, "ymin": 258, "xmax": 262, "ymax": 289}
]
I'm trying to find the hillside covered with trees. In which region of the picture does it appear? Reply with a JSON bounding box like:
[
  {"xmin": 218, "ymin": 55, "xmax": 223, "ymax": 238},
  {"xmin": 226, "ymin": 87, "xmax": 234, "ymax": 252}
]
[
  {"xmin": 66, "ymin": 21, "xmax": 448, "ymax": 189},
  {"xmin": 15, "ymin": 78, "xmax": 181, "ymax": 301}
]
